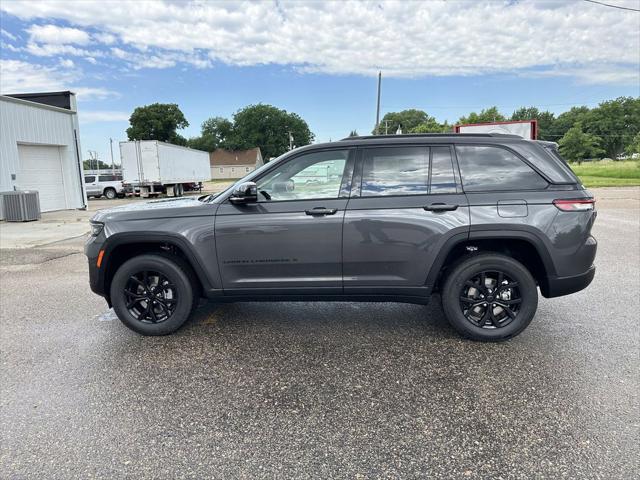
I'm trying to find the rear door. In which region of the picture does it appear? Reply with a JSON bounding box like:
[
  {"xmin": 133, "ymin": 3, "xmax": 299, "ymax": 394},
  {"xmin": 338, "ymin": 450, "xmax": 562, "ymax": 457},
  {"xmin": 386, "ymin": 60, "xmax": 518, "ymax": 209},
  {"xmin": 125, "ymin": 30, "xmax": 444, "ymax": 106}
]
[
  {"xmin": 343, "ymin": 145, "xmax": 470, "ymax": 296},
  {"xmin": 215, "ymin": 148, "xmax": 355, "ymax": 293}
]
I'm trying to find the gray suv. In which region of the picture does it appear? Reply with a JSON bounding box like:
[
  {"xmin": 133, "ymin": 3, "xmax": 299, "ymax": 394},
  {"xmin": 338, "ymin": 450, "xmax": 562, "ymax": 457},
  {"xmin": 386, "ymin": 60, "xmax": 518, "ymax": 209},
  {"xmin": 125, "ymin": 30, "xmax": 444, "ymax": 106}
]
[{"xmin": 85, "ymin": 134, "xmax": 596, "ymax": 341}]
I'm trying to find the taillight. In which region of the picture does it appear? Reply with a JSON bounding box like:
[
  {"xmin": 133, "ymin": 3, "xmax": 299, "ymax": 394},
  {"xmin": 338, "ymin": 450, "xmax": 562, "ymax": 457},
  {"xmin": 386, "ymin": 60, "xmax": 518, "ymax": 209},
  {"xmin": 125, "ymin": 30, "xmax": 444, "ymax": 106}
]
[{"xmin": 553, "ymin": 198, "xmax": 595, "ymax": 212}]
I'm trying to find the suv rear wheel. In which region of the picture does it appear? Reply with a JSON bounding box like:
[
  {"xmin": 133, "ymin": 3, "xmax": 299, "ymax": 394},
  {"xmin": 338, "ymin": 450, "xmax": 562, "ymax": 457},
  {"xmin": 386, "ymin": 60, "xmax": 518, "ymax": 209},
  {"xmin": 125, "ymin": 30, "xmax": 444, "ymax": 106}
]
[
  {"xmin": 110, "ymin": 254, "xmax": 197, "ymax": 335},
  {"xmin": 441, "ymin": 254, "xmax": 538, "ymax": 341}
]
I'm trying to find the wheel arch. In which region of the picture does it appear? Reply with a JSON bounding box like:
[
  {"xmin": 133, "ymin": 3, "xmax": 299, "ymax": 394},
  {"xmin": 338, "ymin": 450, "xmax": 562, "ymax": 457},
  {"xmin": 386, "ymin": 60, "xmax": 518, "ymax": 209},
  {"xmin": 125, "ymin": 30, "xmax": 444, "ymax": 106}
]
[
  {"xmin": 99, "ymin": 233, "xmax": 216, "ymax": 305},
  {"xmin": 426, "ymin": 229, "xmax": 556, "ymax": 296}
]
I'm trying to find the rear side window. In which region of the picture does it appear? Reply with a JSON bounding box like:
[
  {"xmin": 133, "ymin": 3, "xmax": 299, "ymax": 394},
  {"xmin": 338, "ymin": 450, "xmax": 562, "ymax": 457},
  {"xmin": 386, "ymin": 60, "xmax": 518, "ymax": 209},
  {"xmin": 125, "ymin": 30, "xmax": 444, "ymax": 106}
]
[
  {"xmin": 84, "ymin": 176, "xmax": 95, "ymax": 183},
  {"xmin": 430, "ymin": 147, "xmax": 457, "ymax": 194},
  {"xmin": 361, "ymin": 147, "xmax": 429, "ymax": 196},
  {"xmin": 98, "ymin": 175, "xmax": 121, "ymax": 182},
  {"xmin": 456, "ymin": 145, "xmax": 548, "ymax": 192}
]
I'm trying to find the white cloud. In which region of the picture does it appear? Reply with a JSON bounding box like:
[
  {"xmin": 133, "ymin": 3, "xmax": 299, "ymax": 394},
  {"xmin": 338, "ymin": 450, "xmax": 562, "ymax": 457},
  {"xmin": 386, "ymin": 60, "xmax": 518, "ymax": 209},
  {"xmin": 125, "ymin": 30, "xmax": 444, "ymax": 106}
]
[
  {"xmin": 0, "ymin": 59, "xmax": 119, "ymax": 100},
  {"xmin": 73, "ymin": 86, "xmax": 120, "ymax": 100},
  {"xmin": 93, "ymin": 32, "xmax": 116, "ymax": 45},
  {"xmin": 80, "ymin": 110, "xmax": 129, "ymax": 123},
  {"xmin": 1, "ymin": 28, "xmax": 17, "ymax": 41},
  {"xmin": 59, "ymin": 58, "xmax": 74, "ymax": 68},
  {"xmin": 2, "ymin": 0, "xmax": 639, "ymax": 84},
  {"xmin": 529, "ymin": 64, "xmax": 640, "ymax": 86},
  {"xmin": 27, "ymin": 24, "xmax": 90, "ymax": 45},
  {"xmin": 1, "ymin": 42, "xmax": 20, "ymax": 52},
  {"xmin": 0, "ymin": 59, "xmax": 74, "ymax": 92}
]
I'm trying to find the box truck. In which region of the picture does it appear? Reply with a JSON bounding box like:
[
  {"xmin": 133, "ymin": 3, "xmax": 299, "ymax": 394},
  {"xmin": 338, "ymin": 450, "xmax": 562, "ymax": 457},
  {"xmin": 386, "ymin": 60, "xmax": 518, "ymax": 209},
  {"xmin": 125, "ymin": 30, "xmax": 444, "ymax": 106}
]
[{"xmin": 119, "ymin": 140, "xmax": 210, "ymax": 197}]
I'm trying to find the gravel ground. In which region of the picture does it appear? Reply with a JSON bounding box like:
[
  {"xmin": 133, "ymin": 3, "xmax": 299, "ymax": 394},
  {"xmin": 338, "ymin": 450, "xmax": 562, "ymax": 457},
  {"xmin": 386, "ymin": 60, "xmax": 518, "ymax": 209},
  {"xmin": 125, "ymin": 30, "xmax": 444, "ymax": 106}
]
[{"xmin": 1, "ymin": 188, "xmax": 638, "ymax": 479}]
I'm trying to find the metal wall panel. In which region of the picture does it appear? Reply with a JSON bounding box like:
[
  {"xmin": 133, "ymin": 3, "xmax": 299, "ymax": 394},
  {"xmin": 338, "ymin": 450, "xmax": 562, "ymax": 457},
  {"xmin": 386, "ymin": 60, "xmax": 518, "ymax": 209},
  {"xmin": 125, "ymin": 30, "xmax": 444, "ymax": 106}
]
[{"xmin": 0, "ymin": 96, "xmax": 86, "ymax": 211}]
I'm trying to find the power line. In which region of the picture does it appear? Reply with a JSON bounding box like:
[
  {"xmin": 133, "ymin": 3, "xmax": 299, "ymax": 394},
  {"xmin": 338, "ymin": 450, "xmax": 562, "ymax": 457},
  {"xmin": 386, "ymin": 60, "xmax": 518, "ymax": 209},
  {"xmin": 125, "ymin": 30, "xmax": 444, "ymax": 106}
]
[
  {"xmin": 583, "ymin": 0, "xmax": 640, "ymax": 12},
  {"xmin": 382, "ymin": 100, "xmax": 604, "ymax": 110}
]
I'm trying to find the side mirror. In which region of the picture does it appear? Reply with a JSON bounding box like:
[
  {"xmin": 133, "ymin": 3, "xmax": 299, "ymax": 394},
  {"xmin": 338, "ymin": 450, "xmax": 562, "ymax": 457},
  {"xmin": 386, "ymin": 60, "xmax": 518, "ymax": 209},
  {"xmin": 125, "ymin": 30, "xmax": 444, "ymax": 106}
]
[{"xmin": 229, "ymin": 181, "xmax": 258, "ymax": 204}]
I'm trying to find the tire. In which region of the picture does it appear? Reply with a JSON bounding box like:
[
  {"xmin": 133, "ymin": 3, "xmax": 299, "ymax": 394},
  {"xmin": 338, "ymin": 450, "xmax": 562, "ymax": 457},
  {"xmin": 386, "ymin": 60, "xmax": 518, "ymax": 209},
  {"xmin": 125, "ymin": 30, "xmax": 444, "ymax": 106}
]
[
  {"xmin": 110, "ymin": 254, "xmax": 197, "ymax": 335},
  {"xmin": 441, "ymin": 253, "xmax": 538, "ymax": 342},
  {"xmin": 104, "ymin": 187, "xmax": 117, "ymax": 200}
]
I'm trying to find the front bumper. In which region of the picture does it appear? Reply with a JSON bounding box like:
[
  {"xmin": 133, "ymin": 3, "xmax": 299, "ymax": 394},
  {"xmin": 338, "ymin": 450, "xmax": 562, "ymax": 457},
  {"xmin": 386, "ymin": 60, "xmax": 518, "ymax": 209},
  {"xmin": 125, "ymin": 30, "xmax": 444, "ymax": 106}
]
[{"xmin": 85, "ymin": 235, "xmax": 107, "ymax": 299}]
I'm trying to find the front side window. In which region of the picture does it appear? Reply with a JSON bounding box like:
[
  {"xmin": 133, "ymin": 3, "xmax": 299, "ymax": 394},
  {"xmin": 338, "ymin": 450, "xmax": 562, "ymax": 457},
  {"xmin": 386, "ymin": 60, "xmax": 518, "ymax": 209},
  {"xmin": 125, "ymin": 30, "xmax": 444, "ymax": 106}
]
[
  {"xmin": 456, "ymin": 145, "xmax": 548, "ymax": 192},
  {"xmin": 361, "ymin": 147, "xmax": 429, "ymax": 197},
  {"xmin": 256, "ymin": 150, "xmax": 349, "ymax": 201}
]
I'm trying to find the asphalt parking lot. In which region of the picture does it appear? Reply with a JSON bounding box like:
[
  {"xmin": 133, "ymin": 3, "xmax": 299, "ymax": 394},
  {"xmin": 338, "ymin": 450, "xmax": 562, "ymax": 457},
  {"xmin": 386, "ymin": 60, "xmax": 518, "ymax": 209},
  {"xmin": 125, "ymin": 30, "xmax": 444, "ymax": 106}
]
[{"xmin": 1, "ymin": 188, "xmax": 638, "ymax": 479}]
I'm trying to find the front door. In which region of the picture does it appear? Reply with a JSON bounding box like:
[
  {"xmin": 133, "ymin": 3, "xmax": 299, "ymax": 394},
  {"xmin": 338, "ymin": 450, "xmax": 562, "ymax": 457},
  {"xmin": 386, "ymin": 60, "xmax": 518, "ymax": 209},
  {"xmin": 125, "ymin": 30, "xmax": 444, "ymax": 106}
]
[
  {"xmin": 84, "ymin": 175, "xmax": 99, "ymax": 196},
  {"xmin": 215, "ymin": 148, "xmax": 355, "ymax": 294},
  {"xmin": 343, "ymin": 145, "xmax": 470, "ymax": 296}
]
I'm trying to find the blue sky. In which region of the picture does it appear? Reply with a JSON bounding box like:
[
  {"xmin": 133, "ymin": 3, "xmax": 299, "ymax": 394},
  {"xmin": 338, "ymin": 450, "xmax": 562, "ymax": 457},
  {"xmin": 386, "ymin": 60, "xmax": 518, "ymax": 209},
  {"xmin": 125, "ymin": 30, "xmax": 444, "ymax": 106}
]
[{"xmin": 1, "ymin": 0, "xmax": 639, "ymax": 164}]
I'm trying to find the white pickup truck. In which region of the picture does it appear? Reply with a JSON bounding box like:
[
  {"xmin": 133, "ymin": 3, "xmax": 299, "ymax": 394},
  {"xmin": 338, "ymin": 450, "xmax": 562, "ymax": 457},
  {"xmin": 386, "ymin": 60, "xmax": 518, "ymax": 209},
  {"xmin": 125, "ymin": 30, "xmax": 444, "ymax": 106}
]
[{"xmin": 84, "ymin": 173, "xmax": 125, "ymax": 199}]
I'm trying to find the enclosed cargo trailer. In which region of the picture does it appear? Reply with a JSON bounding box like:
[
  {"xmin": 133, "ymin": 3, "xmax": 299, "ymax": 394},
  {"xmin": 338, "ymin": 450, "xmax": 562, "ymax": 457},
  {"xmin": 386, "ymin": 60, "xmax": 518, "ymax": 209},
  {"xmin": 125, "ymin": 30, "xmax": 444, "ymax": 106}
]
[{"xmin": 120, "ymin": 140, "xmax": 210, "ymax": 197}]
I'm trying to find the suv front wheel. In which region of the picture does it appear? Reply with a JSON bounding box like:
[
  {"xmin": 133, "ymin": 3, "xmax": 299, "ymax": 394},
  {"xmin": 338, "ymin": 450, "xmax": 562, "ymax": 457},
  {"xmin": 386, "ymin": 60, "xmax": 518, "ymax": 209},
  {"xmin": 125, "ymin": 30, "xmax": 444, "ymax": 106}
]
[
  {"xmin": 441, "ymin": 254, "xmax": 538, "ymax": 341},
  {"xmin": 110, "ymin": 254, "xmax": 197, "ymax": 335}
]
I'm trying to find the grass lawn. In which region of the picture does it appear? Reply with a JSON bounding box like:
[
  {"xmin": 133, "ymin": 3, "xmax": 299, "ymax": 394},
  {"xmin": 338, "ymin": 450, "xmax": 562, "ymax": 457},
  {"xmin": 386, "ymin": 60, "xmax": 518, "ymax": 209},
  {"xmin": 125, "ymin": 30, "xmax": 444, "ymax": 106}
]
[
  {"xmin": 568, "ymin": 160, "xmax": 640, "ymax": 188},
  {"xmin": 202, "ymin": 179, "xmax": 235, "ymax": 193}
]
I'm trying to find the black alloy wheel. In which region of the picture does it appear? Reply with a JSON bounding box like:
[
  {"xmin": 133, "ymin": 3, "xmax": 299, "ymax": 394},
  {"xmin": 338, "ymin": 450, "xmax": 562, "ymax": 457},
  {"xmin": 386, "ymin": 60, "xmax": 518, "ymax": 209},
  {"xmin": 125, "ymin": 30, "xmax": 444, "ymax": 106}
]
[
  {"xmin": 124, "ymin": 270, "xmax": 178, "ymax": 324},
  {"xmin": 459, "ymin": 270, "xmax": 522, "ymax": 329},
  {"xmin": 441, "ymin": 253, "xmax": 538, "ymax": 341},
  {"xmin": 110, "ymin": 254, "xmax": 197, "ymax": 335}
]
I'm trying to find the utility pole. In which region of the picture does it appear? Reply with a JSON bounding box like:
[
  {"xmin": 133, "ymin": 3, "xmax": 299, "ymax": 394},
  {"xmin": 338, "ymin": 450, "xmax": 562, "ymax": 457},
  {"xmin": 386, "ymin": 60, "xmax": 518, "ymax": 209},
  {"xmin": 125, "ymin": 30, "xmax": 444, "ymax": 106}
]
[
  {"xmin": 375, "ymin": 71, "xmax": 382, "ymax": 135},
  {"xmin": 288, "ymin": 131, "xmax": 294, "ymax": 150},
  {"xmin": 109, "ymin": 138, "xmax": 115, "ymax": 172},
  {"xmin": 385, "ymin": 120, "xmax": 389, "ymax": 135}
]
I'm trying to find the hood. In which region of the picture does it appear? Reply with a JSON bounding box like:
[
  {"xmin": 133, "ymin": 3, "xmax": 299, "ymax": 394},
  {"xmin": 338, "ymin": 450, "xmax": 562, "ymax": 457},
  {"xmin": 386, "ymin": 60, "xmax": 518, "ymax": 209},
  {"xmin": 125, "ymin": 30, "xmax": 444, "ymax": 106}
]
[{"xmin": 91, "ymin": 197, "xmax": 217, "ymax": 223}]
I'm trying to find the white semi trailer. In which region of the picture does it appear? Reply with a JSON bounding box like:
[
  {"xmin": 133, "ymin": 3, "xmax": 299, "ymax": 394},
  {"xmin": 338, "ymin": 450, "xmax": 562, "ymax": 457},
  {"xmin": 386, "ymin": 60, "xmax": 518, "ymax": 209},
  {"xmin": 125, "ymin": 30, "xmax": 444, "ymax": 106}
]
[{"xmin": 119, "ymin": 140, "xmax": 210, "ymax": 197}]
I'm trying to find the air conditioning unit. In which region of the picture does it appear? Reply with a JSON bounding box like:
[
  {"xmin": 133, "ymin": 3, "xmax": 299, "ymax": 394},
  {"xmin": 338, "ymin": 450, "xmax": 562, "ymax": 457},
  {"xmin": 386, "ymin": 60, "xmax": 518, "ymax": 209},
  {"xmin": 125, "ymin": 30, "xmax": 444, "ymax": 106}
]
[{"xmin": 0, "ymin": 191, "xmax": 41, "ymax": 222}]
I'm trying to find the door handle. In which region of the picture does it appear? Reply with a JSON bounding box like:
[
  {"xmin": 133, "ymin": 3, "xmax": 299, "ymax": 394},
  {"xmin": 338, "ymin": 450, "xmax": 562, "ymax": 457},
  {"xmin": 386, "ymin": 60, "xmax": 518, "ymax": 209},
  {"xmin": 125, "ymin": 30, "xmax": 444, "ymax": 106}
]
[
  {"xmin": 424, "ymin": 203, "xmax": 459, "ymax": 212},
  {"xmin": 305, "ymin": 207, "xmax": 338, "ymax": 216}
]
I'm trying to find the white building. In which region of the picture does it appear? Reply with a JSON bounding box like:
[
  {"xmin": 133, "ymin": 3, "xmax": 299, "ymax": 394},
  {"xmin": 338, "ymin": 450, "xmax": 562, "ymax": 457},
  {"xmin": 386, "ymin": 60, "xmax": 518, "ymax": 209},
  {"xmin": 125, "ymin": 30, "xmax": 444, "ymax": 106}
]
[{"xmin": 0, "ymin": 91, "xmax": 87, "ymax": 214}]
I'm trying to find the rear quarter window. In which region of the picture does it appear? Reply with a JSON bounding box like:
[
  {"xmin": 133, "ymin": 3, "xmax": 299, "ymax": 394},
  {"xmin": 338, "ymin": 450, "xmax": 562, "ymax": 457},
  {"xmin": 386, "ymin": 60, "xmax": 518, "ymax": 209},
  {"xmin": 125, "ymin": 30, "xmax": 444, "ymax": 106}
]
[{"xmin": 456, "ymin": 145, "xmax": 548, "ymax": 192}]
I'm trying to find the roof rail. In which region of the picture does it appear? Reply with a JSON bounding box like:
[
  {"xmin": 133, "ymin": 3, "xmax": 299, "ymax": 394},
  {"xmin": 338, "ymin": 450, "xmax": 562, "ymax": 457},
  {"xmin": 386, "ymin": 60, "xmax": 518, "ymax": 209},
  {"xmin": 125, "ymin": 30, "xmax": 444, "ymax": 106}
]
[{"xmin": 340, "ymin": 133, "xmax": 523, "ymax": 141}]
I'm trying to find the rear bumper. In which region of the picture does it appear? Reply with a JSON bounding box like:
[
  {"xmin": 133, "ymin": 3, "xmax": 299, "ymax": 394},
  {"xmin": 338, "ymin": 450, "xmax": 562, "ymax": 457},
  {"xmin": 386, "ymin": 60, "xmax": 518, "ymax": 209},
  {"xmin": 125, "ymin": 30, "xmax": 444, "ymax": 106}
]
[{"xmin": 542, "ymin": 264, "xmax": 595, "ymax": 298}]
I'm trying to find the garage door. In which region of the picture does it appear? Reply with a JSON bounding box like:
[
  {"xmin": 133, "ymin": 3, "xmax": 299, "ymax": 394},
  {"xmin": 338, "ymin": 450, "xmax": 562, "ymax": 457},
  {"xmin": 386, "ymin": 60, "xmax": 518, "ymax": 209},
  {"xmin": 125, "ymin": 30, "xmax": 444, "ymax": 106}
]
[{"xmin": 18, "ymin": 144, "xmax": 66, "ymax": 212}]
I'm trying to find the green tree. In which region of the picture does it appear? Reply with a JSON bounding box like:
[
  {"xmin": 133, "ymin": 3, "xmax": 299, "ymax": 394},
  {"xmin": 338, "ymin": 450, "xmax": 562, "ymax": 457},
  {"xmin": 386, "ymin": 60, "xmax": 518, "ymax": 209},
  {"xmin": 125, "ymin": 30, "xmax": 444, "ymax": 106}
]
[
  {"xmin": 410, "ymin": 118, "xmax": 452, "ymax": 134},
  {"xmin": 228, "ymin": 104, "xmax": 314, "ymax": 160},
  {"xmin": 187, "ymin": 117, "xmax": 234, "ymax": 152},
  {"xmin": 558, "ymin": 124, "xmax": 604, "ymax": 164},
  {"xmin": 511, "ymin": 107, "xmax": 556, "ymax": 141},
  {"xmin": 546, "ymin": 106, "xmax": 591, "ymax": 143},
  {"xmin": 583, "ymin": 97, "xmax": 640, "ymax": 158},
  {"xmin": 348, "ymin": 130, "xmax": 359, "ymax": 137},
  {"xmin": 625, "ymin": 132, "xmax": 640, "ymax": 156},
  {"xmin": 374, "ymin": 109, "xmax": 431, "ymax": 135},
  {"xmin": 82, "ymin": 159, "xmax": 112, "ymax": 170},
  {"xmin": 458, "ymin": 106, "xmax": 505, "ymax": 125},
  {"xmin": 126, "ymin": 103, "xmax": 189, "ymax": 145}
]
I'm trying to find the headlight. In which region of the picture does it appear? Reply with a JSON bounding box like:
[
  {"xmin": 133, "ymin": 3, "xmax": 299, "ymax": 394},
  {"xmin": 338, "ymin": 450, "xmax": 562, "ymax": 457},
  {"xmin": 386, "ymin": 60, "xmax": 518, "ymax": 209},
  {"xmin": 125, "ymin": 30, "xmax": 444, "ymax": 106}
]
[{"xmin": 90, "ymin": 222, "xmax": 104, "ymax": 236}]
